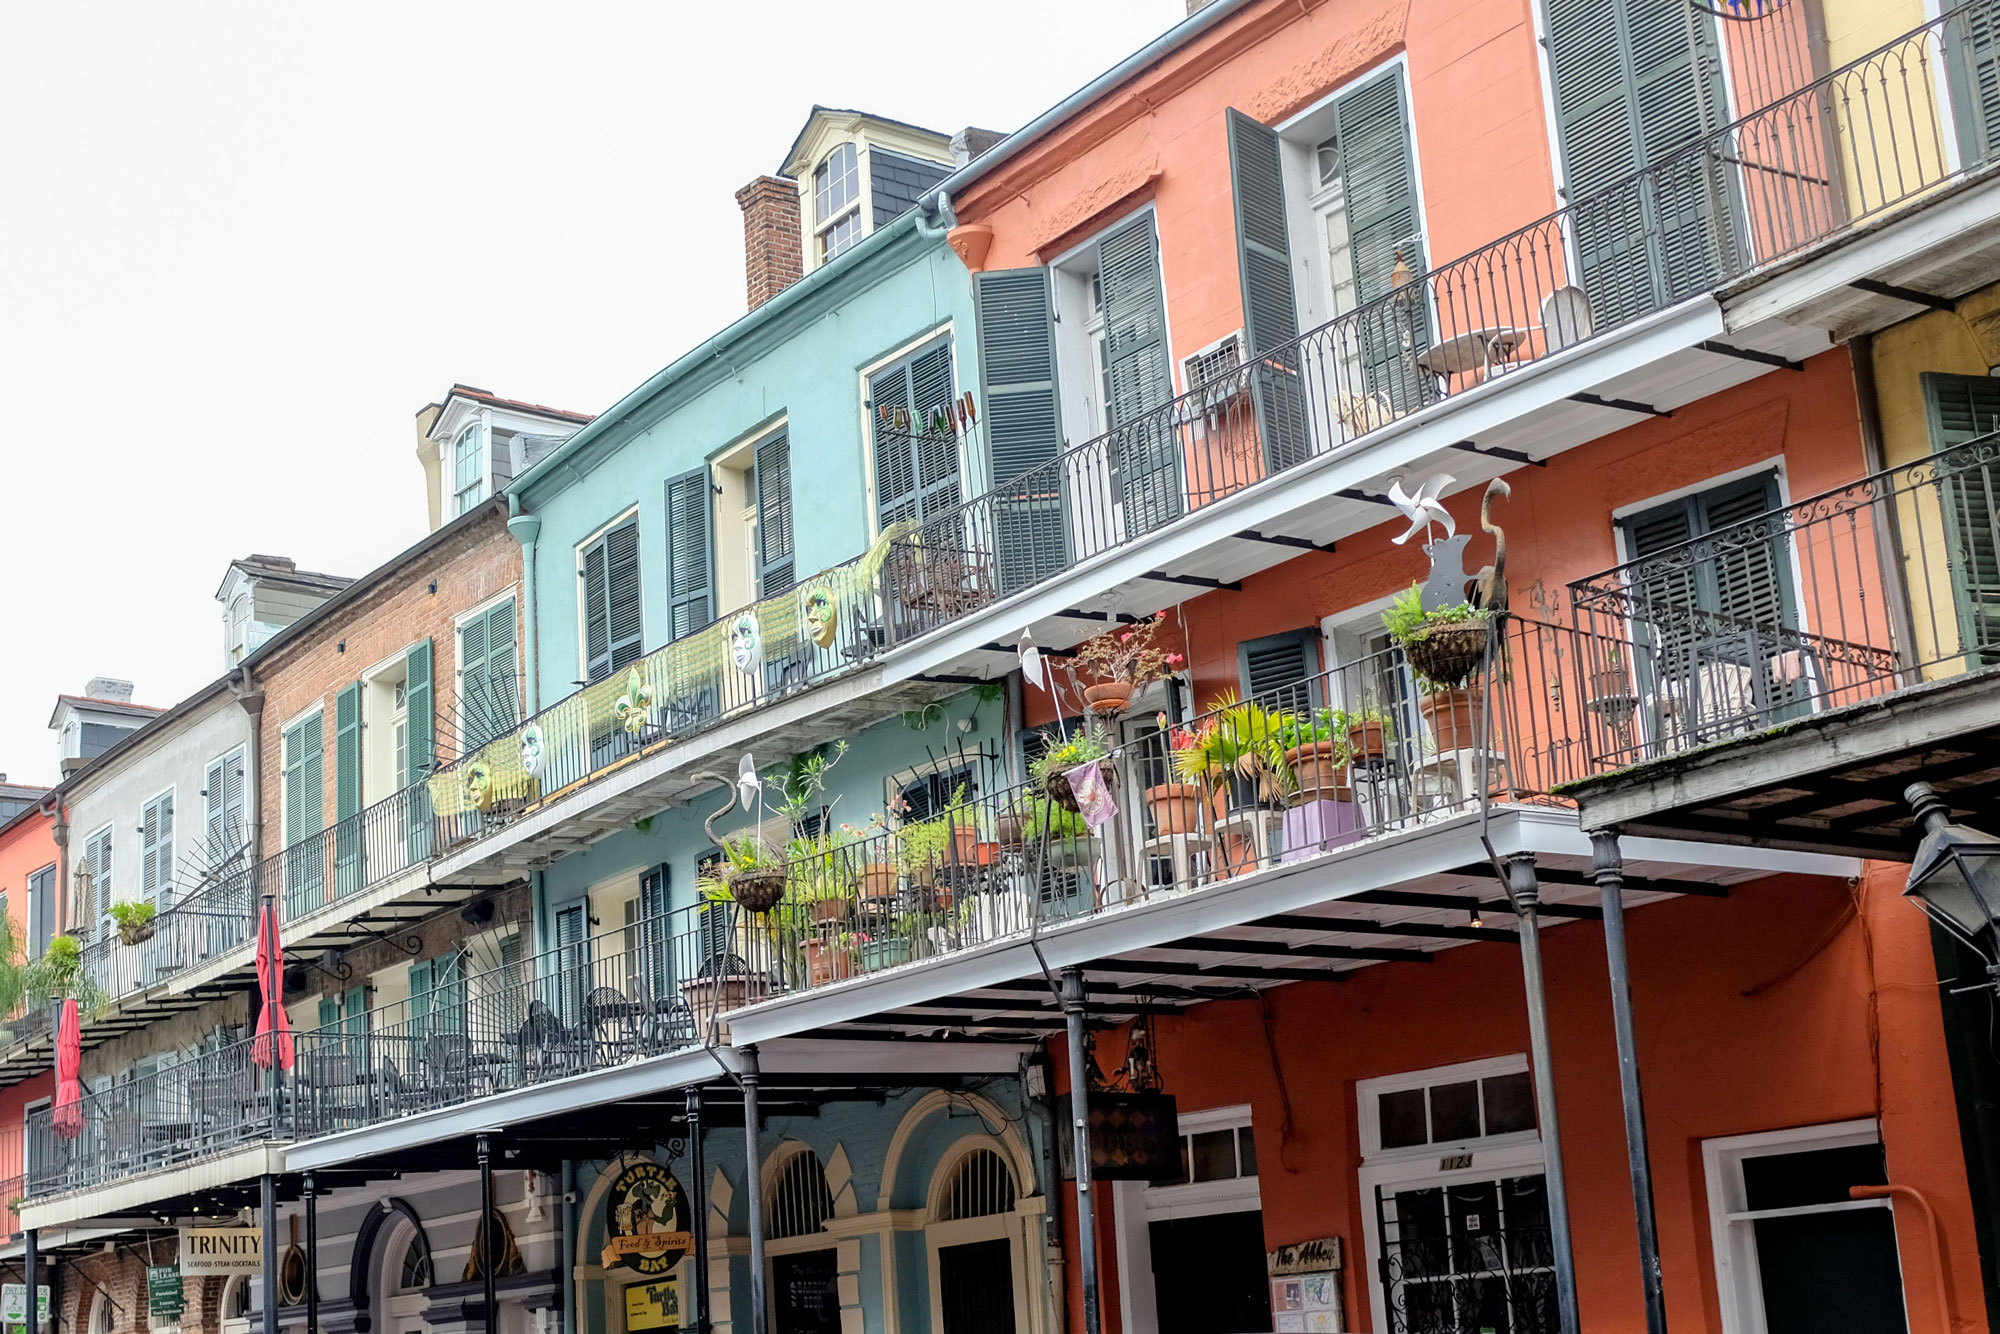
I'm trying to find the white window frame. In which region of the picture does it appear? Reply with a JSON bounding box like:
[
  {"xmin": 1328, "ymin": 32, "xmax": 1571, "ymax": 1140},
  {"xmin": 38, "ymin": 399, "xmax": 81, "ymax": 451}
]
[
  {"xmin": 813, "ymin": 141, "xmax": 864, "ymax": 263},
  {"xmin": 574, "ymin": 505, "xmax": 644, "ymax": 685},
  {"xmin": 1145, "ymin": 1103, "xmax": 1263, "ymax": 1221},
  {"xmin": 453, "ymin": 421, "xmax": 487, "ymax": 515},
  {"xmin": 1701, "ymin": 1118, "xmax": 1903, "ymax": 1334}
]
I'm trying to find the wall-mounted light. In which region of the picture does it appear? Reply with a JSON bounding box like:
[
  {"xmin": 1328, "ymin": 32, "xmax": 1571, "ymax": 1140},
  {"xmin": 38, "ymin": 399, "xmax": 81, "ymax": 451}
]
[
  {"xmin": 337, "ymin": 640, "xmax": 346, "ymax": 654},
  {"xmin": 1905, "ymin": 782, "xmax": 2000, "ymax": 994},
  {"xmin": 428, "ymin": 580, "xmax": 438, "ymax": 595},
  {"xmin": 1469, "ymin": 905, "xmax": 1485, "ymax": 930}
]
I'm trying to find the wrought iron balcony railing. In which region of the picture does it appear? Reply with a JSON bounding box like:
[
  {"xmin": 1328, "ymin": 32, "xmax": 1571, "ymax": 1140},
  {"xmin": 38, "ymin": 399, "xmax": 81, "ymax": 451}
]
[{"xmin": 1569, "ymin": 432, "xmax": 2000, "ymax": 768}]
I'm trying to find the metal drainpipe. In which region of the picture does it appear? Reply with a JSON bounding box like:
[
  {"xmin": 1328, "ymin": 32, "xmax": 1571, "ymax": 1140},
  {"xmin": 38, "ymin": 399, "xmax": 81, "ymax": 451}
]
[
  {"xmin": 1850, "ymin": 333, "xmax": 1922, "ymax": 679},
  {"xmin": 478, "ymin": 1134, "xmax": 497, "ymax": 1334},
  {"xmin": 687, "ymin": 1085, "xmax": 709, "ymax": 1334},
  {"xmin": 508, "ymin": 501, "xmax": 542, "ymax": 716},
  {"xmin": 1030, "ymin": 1054, "xmax": 1069, "ymax": 1334},
  {"xmin": 741, "ymin": 1047, "xmax": 769, "ymax": 1334},
  {"xmin": 261, "ymin": 1174, "xmax": 279, "ymax": 1334},
  {"xmin": 560, "ymin": 1159, "xmax": 577, "ymax": 1334},
  {"xmin": 1060, "ymin": 967, "xmax": 1103, "ymax": 1334},
  {"xmin": 304, "ymin": 1172, "xmax": 319, "ymax": 1334},
  {"xmin": 1506, "ymin": 855, "xmax": 1582, "ymax": 1334},
  {"xmin": 39, "ymin": 797, "xmax": 66, "ymax": 942}
]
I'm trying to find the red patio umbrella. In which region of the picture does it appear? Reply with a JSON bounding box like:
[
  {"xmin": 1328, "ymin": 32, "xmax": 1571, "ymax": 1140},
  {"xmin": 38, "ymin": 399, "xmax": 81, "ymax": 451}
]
[
  {"xmin": 52, "ymin": 997, "xmax": 82, "ymax": 1140},
  {"xmin": 250, "ymin": 899, "xmax": 294, "ymax": 1071}
]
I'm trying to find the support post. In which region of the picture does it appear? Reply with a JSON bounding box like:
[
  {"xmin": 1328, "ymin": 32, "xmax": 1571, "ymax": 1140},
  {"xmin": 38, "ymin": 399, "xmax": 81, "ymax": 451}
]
[
  {"xmin": 304, "ymin": 1172, "xmax": 319, "ymax": 1334},
  {"xmin": 1593, "ymin": 831, "xmax": 1668, "ymax": 1334},
  {"xmin": 1506, "ymin": 855, "xmax": 1581, "ymax": 1334},
  {"xmin": 1061, "ymin": 966, "xmax": 1103, "ymax": 1334},
  {"xmin": 741, "ymin": 1047, "xmax": 769, "ymax": 1334},
  {"xmin": 23, "ymin": 1228, "xmax": 36, "ymax": 1334},
  {"xmin": 478, "ymin": 1134, "xmax": 497, "ymax": 1334},
  {"xmin": 261, "ymin": 1173, "xmax": 279, "ymax": 1334},
  {"xmin": 688, "ymin": 1086, "xmax": 709, "ymax": 1334}
]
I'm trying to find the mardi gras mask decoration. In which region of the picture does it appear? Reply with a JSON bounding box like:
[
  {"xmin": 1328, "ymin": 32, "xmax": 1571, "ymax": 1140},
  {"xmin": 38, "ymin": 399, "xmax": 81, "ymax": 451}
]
[
  {"xmin": 731, "ymin": 612, "xmax": 762, "ymax": 673},
  {"xmin": 804, "ymin": 586, "xmax": 837, "ymax": 649},
  {"xmin": 467, "ymin": 761, "xmax": 494, "ymax": 812},
  {"xmin": 519, "ymin": 724, "xmax": 545, "ymax": 778},
  {"xmin": 614, "ymin": 668, "xmax": 654, "ymax": 737}
]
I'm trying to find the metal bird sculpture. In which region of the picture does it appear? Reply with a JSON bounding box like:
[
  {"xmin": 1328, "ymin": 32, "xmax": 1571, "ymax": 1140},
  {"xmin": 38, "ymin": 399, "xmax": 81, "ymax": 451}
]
[{"xmin": 1469, "ymin": 478, "xmax": 1511, "ymax": 613}]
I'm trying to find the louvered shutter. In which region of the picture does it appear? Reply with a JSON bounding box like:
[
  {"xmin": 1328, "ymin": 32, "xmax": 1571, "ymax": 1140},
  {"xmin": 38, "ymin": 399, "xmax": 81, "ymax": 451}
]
[
  {"xmin": 755, "ymin": 436, "xmax": 796, "ymax": 595},
  {"xmin": 333, "ymin": 683, "xmax": 363, "ymax": 897},
  {"xmin": 497, "ymin": 933, "xmax": 524, "ymax": 1036},
  {"xmin": 318, "ymin": 996, "xmax": 340, "ymax": 1028},
  {"xmin": 582, "ymin": 537, "xmax": 610, "ymax": 680},
  {"xmin": 638, "ymin": 865, "xmax": 670, "ymax": 996},
  {"xmin": 458, "ymin": 606, "xmax": 491, "ymax": 746},
  {"xmin": 662, "ymin": 477, "xmax": 712, "ymax": 644},
  {"xmin": 976, "ymin": 267, "xmax": 1069, "ymax": 593},
  {"xmin": 205, "ymin": 751, "xmax": 246, "ymax": 873},
  {"xmin": 869, "ymin": 360, "xmax": 920, "ymax": 531},
  {"xmin": 605, "ymin": 520, "xmax": 644, "ymax": 669},
  {"xmin": 1546, "ymin": 0, "xmax": 1732, "ymax": 324},
  {"xmin": 409, "ymin": 959, "xmax": 432, "ymax": 1043},
  {"xmin": 1099, "ymin": 215, "xmax": 1182, "ymax": 535},
  {"xmin": 1335, "ymin": 66, "xmax": 1432, "ymax": 413},
  {"xmin": 869, "ymin": 340, "xmax": 961, "ymax": 532},
  {"xmin": 1238, "ymin": 629, "xmax": 1323, "ymax": 716},
  {"xmin": 140, "ymin": 796, "xmax": 163, "ymax": 902},
  {"xmin": 909, "ymin": 342, "xmax": 962, "ymax": 523},
  {"xmin": 154, "ymin": 793, "xmax": 174, "ymax": 907},
  {"xmin": 1227, "ymin": 108, "xmax": 1312, "ymax": 472},
  {"xmin": 459, "ymin": 600, "xmax": 518, "ymax": 751},
  {"xmin": 435, "ymin": 952, "xmax": 464, "ymax": 1035},
  {"xmin": 405, "ymin": 640, "xmax": 434, "ymax": 863},
  {"xmin": 1948, "ymin": 4, "xmax": 2000, "ymax": 168},
  {"xmin": 1923, "ymin": 373, "xmax": 2000, "ymax": 659},
  {"xmin": 552, "ymin": 903, "xmax": 586, "ymax": 1026}
]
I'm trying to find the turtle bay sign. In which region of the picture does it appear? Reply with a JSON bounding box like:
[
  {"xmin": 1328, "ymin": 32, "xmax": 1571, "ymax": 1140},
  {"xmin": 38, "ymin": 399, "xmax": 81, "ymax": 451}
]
[{"xmin": 601, "ymin": 1162, "xmax": 692, "ymax": 1276}]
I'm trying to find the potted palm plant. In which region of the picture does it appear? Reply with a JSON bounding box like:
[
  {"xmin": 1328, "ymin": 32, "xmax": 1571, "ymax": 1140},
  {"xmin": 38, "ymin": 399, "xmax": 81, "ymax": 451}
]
[
  {"xmin": 1275, "ymin": 710, "xmax": 1350, "ymax": 804},
  {"xmin": 1170, "ymin": 693, "xmax": 1291, "ymax": 816}
]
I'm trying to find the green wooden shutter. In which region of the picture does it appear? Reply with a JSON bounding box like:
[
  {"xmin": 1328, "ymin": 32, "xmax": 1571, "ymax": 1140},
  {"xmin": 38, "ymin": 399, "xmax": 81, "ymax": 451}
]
[
  {"xmin": 459, "ymin": 600, "xmax": 518, "ymax": 751},
  {"xmin": 1334, "ymin": 66, "xmax": 1432, "ymax": 412},
  {"xmin": 1099, "ymin": 214, "xmax": 1181, "ymax": 535},
  {"xmin": 755, "ymin": 436, "xmax": 796, "ymax": 595},
  {"xmin": 551, "ymin": 903, "xmax": 586, "ymax": 1026},
  {"xmin": 1545, "ymin": 0, "xmax": 1731, "ymax": 324},
  {"xmin": 405, "ymin": 640, "xmax": 434, "ymax": 864},
  {"xmin": 1227, "ymin": 108, "xmax": 1312, "ymax": 472},
  {"xmin": 409, "ymin": 959, "xmax": 432, "ymax": 1043},
  {"xmin": 976, "ymin": 267, "xmax": 1069, "ymax": 593},
  {"xmin": 435, "ymin": 952, "xmax": 464, "ymax": 1035},
  {"xmin": 333, "ymin": 682, "xmax": 363, "ymax": 897},
  {"xmin": 868, "ymin": 340, "xmax": 961, "ymax": 533},
  {"xmin": 282, "ymin": 712, "xmax": 325, "ymax": 908},
  {"xmin": 1923, "ymin": 373, "xmax": 2000, "ymax": 660},
  {"xmin": 663, "ymin": 475, "xmax": 713, "ymax": 645},
  {"xmin": 344, "ymin": 984, "xmax": 369, "ymax": 1064},
  {"xmin": 458, "ymin": 605, "xmax": 491, "ymax": 745},
  {"xmin": 1238, "ymin": 629, "xmax": 1323, "ymax": 716},
  {"xmin": 638, "ymin": 865, "xmax": 670, "ymax": 996},
  {"xmin": 317, "ymin": 996, "xmax": 340, "ymax": 1028},
  {"xmin": 1948, "ymin": 5, "xmax": 2000, "ymax": 169}
]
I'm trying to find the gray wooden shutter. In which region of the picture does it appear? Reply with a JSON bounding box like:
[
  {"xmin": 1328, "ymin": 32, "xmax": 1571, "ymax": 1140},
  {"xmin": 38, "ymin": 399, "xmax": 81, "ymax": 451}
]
[
  {"xmin": 1335, "ymin": 66, "xmax": 1432, "ymax": 412},
  {"xmin": 1227, "ymin": 108, "xmax": 1312, "ymax": 471},
  {"xmin": 585, "ymin": 519, "xmax": 646, "ymax": 680},
  {"xmin": 1099, "ymin": 214, "xmax": 1182, "ymax": 534},
  {"xmin": 1948, "ymin": 5, "xmax": 2000, "ymax": 168},
  {"xmin": 755, "ymin": 435, "xmax": 796, "ymax": 595},
  {"xmin": 1238, "ymin": 629, "xmax": 1322, "ymax": 716},
  {"xmin": 976, "ymin": 267, "xmax": 1069, "ymax": 592},
  {"xmin": 552, "ymin": 903, "xmax": 586, "ymax": 1025},
  {"xmin": 869, "ymin": 361, "xmax": 920, "ymax": 530},
  {"xmin": 459, "ymin": 600, "xmax": 518, "ymax": 751},
  {"xmin": 638, "ymin": 865, "xmax": 669, "ymax": 996},
  {"xmin": 141, "ymin": 793, "xmax": 174, "ymax": 905},
  {"xmin": 1923, "ymin": 372, "xmax": 2000, "ymax": 658},
  {"xmin": 909, "ymin": 342, "xmax": 962, "ymax": 523},
  {"xmin": 204, "ymin": 754, "xmax": 228, "ymax": 870},
  {"xmin": 1546, "ymin": 0, "xmax": 1731, "ymax": 324},
  {"xmin": 869, "ymin": 340, "xmax": 961, "ymax": 532},
  {"xmin": 663, "ymin": 476, "xmax": 712, "ymax": 643}
]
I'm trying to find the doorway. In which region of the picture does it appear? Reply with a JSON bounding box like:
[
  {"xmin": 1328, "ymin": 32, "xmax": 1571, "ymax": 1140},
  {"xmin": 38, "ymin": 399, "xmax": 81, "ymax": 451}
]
[
  {"xmin": 939, "ymin": 1239, "xmax": 1017, "ymax": 1334},
  {"xmin": 771, "ymin": 1250, "xmax": 840, "ymax": 1334},
  {"xmin": 1150, "ymin": 1210, "xmax": 1274, "ymax": 1333}
]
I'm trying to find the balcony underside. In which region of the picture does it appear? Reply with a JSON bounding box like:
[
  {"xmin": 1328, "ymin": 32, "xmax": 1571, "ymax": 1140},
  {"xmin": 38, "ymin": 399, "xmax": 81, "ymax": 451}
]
[
  {"xmin": 888, "ymin": 300, "xmax": 1833, "ymax": 685},
  {"xmin": 727, "ymin": 806, "xmax": 1855, "ymax": 1046},
  {"xmin": 429, "ymin": 666, "xmax": 959, "ymax": 882},
  {"xmin": 1570, "ymin": 667, "xmax": 2000, "ymax": 860}
]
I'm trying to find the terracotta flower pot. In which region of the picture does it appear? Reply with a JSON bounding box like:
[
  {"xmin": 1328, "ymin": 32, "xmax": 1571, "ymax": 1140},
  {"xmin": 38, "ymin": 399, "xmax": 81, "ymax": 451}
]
[
  {"xmin": 681, "ymin": 974, "xmax": 770, "ymax": 1038},
  {"xmin": 858, "ymin": 863, "xmax": 899, "ymax": 904},
  {"xmin": 994, "ymin": 805, "xmax": 1030, "ymax": 850},
  {"xmin": 803, "ymin": 938, "xmax": 854, "ymax": 986},
  {"xmin": 949, "ymin": 823, "xmax": 981, "ymax": 865},
  {"xmin": 1347, "ymin": 720, "xmax": 1388, "ymax": 762},
  {"xmin": 1283, "ymin": 741, "xmax": 1351, "ymax": 804},
  {"xmin": 1145, "ymin": 782, "xmax": 1206, "ymax": 834},
  {"xmin": 810, "ymin": 896, "xmax": 849, "ymax": 926},
  {"xmin": 1083, "ymin": 681, "xmax": 1133, "ymax": 716},
  {"xmin": 1419, "ymin": 687, "xmax": 1486, "ymax": 751}
]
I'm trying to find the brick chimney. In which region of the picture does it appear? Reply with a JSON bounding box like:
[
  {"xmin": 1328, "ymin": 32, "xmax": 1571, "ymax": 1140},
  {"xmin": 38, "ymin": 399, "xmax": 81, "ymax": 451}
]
[{"xmin": 736, "ymin": 175, "xmax": 804, "ymax": 312}]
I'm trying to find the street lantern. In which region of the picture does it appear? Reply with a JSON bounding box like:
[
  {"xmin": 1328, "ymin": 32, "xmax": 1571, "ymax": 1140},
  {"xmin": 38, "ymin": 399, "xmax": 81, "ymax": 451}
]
[{"xmin": 1904, "ymin": 782, "xmax": 2000, "ymax": 982}]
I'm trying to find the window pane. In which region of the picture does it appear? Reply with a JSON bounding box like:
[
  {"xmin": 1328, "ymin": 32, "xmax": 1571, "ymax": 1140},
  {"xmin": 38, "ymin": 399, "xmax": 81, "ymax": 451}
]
[
  {"xmin": 1237, "ymin": 1127, "xmax": 1257, "ymax": 1178},
  {"xmin": 1379, "ymin": 1088, "xmax": 1428, "ymax": 1149},
  {"xmin": 1429, "ymin": 1081, "xmax": 1480, "ymax": 1143},
  {"xmin": 1482, "ymin": 1071, "xmax": 1536, "ymax": 1135},
  {"xmin": 1742, "ymin": 1143, "xmax": 1888, "ymax": 1212},
  {"xmin": 1190, "ymin": 1129, "xmax": 1237, "ymax": 1182}
]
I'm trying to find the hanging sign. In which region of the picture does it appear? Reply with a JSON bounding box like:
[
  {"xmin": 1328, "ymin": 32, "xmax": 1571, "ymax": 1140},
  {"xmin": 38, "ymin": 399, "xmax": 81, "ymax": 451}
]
[
  {"xmin": 624, "ymin": 1278, "xmax": 681, "ymax": 1332},
  {"xmin": 1055, "ymin": 1091, "xmax": 1180, "ymax": 1182},
  {"xmin": 146, "ymin": 1267, "xmax": 185, "ymax": 1319},
  {"xmin": 177, "ymin": 1227, "xmax": 262, "ymax": 1276},
  {"xmin": 601, "ymin": 1161, "xmax": 692, "ymax": 1276}
]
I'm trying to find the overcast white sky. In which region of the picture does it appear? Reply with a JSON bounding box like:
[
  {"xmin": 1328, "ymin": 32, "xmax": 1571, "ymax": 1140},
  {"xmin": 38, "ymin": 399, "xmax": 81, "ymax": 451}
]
[{"xmin": 0, "ymin": 1, "xmax": 1178, "ymax": 787}]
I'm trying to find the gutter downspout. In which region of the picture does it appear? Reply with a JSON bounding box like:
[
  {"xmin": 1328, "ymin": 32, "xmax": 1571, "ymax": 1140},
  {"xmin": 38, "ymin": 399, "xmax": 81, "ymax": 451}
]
[
  {"xmin": 38, "ymin": 796, "xmax": 66, "ymax": 942},
  {"xmin": 561, "ymin": 1159, "xmax": 577, "ymax": 1334},
  {"xmin": 1851, "ymin": 334, "xmax": 1922, "ymax": 680},
  {"xmin": 231, "ymin": 669, "xmax": 267, "ymax": 903},
  {"xmin": 508, "ymin": 497, "xmax": 543, "ymax": 716},
  {"xmin": 915, "ymin": 190, "xmax": 955, "ymax": 240}
]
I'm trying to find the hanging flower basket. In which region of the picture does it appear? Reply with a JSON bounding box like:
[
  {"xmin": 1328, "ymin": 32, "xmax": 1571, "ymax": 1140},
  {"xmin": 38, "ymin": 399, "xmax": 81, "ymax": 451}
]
[
  {"xmin": 1403, "ymin": 618, "xmax": 1491, "ymax": 687},
  {"xmin": 1045, "ymin": 760, "xmax": 1115, "ymax": 815},
  {"xmin": 1083, "ymin": 681, "xmax": 1134, "ymax": 716},
  {"xmin": 726, "ymin": 868, "xmax": 788, "ymax": 914},
  {"xmin": 118, "ymin": 921, "xmax": 156, "ymax": 947}
]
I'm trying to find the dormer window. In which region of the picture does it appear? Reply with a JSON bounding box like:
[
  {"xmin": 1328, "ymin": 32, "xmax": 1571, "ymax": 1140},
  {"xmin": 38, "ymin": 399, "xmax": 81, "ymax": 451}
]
[
  {"xmin": 813, "ymin": 142, "xmax": 862, "ymax": 262},
  {"xmin": 453, "ymin": 423, "xmax": 486, "ymax": 515},
  {"xmin": 228, "ymin": 594, "xmax": 250, "ymax": 664}
]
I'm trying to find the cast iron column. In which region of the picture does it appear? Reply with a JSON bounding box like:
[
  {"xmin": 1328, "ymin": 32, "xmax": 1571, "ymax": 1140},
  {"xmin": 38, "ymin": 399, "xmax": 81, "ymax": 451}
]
[
  {"xmin": 22, "ymin": 1228, "xmax": 35, "ymax": 1334},
  {"xmin": 261, "ymin": 1173, "xmax": 279, "ymax": 1334},
  {"xmin": 1506, "ymin": 855, "xmax": 1581, "ymax": 1334},
  {"xmin": 741, "ymin": 1048, "xmax": 769, "ymax": 1334},
  {"xmin": 687, "ymin": 1085, "xmax": 709, "ymax": 1334},
  {"xmin": 478, "ymin": 1134, "xmax": 497, "ymax": 1334},
  {"xmin": 304, "ymin": 1172, "xmax": 319, "ymax": 1334},
  {"xmin": 1594, "ymin": 831, "xmax": 1668, "ymax": 1334},
  {"xmin": 1061, "ymin": 966, "xmax": 1103, "ymax": 1334}
]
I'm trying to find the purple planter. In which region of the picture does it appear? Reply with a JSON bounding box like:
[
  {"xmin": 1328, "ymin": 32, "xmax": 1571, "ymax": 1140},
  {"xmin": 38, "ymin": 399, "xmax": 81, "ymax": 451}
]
[{"xmin": 1281, "ymin": 800, "xmax": 1363, "ymax": 862}]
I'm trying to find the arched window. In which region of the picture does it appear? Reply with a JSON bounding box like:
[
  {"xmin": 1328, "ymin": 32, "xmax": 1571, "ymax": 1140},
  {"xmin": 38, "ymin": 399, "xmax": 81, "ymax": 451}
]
[
  {"xmin": 224, "ymin": 1276, "xmax": 253, "ymax": 1321},
  {"xmin": 767, "ymin": 1148, "xmax": 836, "ymax": 1239},
  {"xmin": 453, "ymin": 424, "xmax": 485, "ymax": 515},
  {"xmin": 935, "ymin": 1147, "xmax": 1017, "ymax": 1222},
  {"xmin": 812, "ymin": 143, "xmax": 862, "ymax": 262},
  {"xmin": 88, "ymin": 1293, "xmax": 114, "ymax": 1334},
  {"xmin": 397, "ymin": 1231, "xmax": 433, "ymax": 1292}
]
